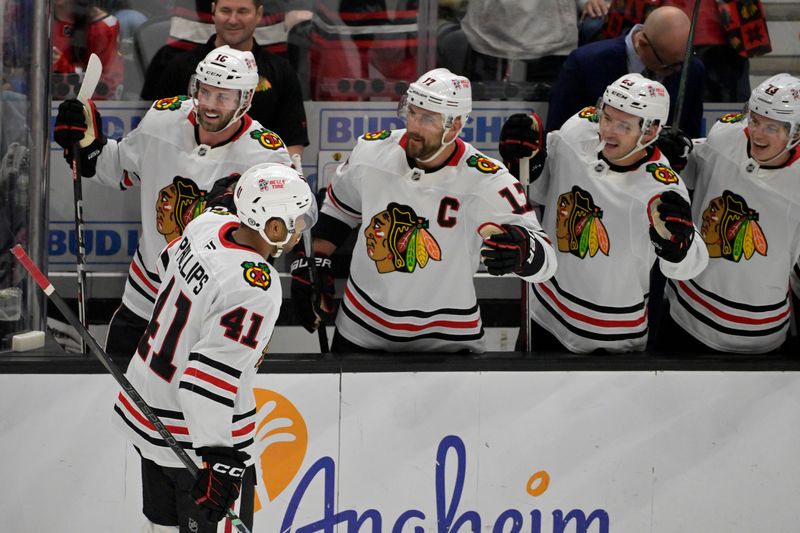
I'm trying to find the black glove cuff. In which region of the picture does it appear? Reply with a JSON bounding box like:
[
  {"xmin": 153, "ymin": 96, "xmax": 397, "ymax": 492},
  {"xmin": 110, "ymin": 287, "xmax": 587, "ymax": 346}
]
[{"xmin": 650, "ymin": 226, "xmax": 691, "ymax": 263}]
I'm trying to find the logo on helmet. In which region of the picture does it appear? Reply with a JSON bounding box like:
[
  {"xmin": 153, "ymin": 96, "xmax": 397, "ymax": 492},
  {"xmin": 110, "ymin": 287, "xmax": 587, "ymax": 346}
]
[{"xmin": 257, "ymin": 178, "xmax": 286, "ymax": 191}]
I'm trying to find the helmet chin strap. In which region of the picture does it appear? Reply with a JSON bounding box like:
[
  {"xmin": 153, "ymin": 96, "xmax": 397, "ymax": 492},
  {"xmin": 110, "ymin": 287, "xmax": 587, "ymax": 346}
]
[
  {"xmin": 751, "ymin": 149, "xmax": 791, "ymax": 166},
  {"xmin": 256, "ymin": 230, "xmax": 292, "ymax": 258},
  {"xmin": 599, "ymin": 130, "xmax": 658, "ymax": 164},
  {"xmin": 414, "ymin": 119, "xmax": 464, "ymax": 164}
]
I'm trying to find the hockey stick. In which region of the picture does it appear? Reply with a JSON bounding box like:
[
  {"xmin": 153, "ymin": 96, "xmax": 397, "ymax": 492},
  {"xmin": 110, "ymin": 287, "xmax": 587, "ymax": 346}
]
[
  {"xmin": 518, "ymin": 156, "xmax": 532, "ymax": 353},
  {"xmin": 671, "ymin": 0, "xmax": 702, "ymax": 129},
  {"xmin": 70, "ymin": 52, "xmax": 102, "ymax": 352},
  {"xmin": 291, "ymin": 154, "xmax": 329, "ymax": 353},
  {"xmin": 10, "ymin": 245, "xmax": 253, "ymax": 533}
]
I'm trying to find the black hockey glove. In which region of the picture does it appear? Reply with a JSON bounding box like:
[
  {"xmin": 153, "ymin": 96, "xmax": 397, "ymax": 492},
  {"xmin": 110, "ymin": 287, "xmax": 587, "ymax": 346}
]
[
  {"xmin": 191, "ymin": 447, "xmax": 248, "ymax": 523},
  {"xmin": 649, "ymin": 191, "xmax": 695, "ymax": 263},
  {"xmin": 290, "ymin": 251, "xmax": 336, "ymax": 333},
  {"xmin": 499, "ymin": 112, "xmax": 547, "ymax": 183},
  {"xmin": 656, "ymin": 126, "xmax": 693, "ymax": 172},
  {"xmin": 205, "ymin": 173, "xmax": 241, "ymax": 213},
  {"xmin": 54, "ymin": 98, "xmax": 106, "ymax": 177},
  {"xmin": 480, "ymin": 224, "xmax": 545, "ymax": 277}
]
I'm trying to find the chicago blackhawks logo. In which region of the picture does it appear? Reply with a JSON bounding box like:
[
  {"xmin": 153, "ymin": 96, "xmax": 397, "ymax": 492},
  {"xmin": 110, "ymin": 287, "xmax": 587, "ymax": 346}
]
[
  {"xmin": 701, "ymin": 190, "xmax": 767, "ymax": 261},
  {"xmin": 719, "ymin": 113, "xmax": 745, "ymax": 123},
  {"xmin": 646, "ymin": 163, "xmax": 679, "ymax": 185},
  {"xmin": 241, "ymin": 261, "xmax": 272, "ymax": 290},
  {"xmin": 250, "ymin": 128, "xmax": 285, "ymax": 150},
  {"xmin": 363, "ymin": 130, "xmax": 391, "ymax": 141},
  {"xmin": 578, "ymin": 106, "xmax": 599, "ymax": 123},
  {"xmin": 466, "ymin": 154, "xmax": 500, "ymax": 174},
  {"xmin": 153, "ymin": 95, "xmax": 190, "ymax": 111},
  {"xmin": 364, "ymin": 202, "xmax": 442, "ymax": 273},
  {"xmin": 155, "ymin": 176, "xmax": 203, "ymax": 243},
  {"xmin": 255, "ymin": 76, "xmax": 272, "ymax": 93},
  {"xmin": 556, "ymin": 185, "xmax": 610, "ymax": 258}
]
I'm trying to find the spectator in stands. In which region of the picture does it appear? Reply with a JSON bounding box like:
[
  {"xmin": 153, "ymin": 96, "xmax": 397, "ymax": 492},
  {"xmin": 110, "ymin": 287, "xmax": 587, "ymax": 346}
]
[
  {"xmin": 460, "ymin": 0, "xmax": 581, "ymax": 89},
  {"xmin": 140, "ymin": 0, "xmax": 309, "ymax": 91},
  {"xmin": 141, "ymin": 0, "xmax": 308, "ymax": 157},
  {"xmin": 578, "ymin": 0, "xmax": 611, "ymax": 45},
  {"xmin": 663, "ymin": 0, "xmax": 771, "ymax": 102},
  {"xmin": 547, "ymin": 5, "xmax": 705, "ymax": 137},
  {"xmin": 53, "ymin": 0, "xmax": 124, "ymax": 99}
]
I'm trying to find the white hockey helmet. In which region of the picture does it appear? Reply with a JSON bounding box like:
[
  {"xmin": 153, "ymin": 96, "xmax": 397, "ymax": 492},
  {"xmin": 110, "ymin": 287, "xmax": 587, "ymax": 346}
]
[
  {"xmin": 234, "ymin": 163, "xmax": 317, "ymax": 256},
  {"xmin": 748, "ymin": 73, "xmax": 800, "ymax": 150},
  {"xmin": 191, "ymin": 45, "xmax": 259, "ymax": 128},
  {"xmin": 400, "ymin": 68, "xmax": 472, "ymax": 129},
  {"xmin": 601, "ymin": 73, "xmax": 669, "ymax": 133}
]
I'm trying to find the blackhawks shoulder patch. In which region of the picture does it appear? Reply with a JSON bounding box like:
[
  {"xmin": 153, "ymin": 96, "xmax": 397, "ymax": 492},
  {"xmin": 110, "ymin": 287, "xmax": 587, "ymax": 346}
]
[
  {"xmin": 250, "ymin": 128, "xmax": 285, "ymax": 150},
  {"xmin": 466, "ymin": 154, "xmax": 500, "ymax": 174},
  {"xmin": 153, "ymin": 95, "xmax": 190, "ymax": 111},
  {"xmin": 719, "ymin": 113, "xmax": 745, "ymax": 123},
  {"xmin": 578, "ymin": 106, "xmax": 599, "ymax": 122},
  {"xmin": 363, "ymin": 130, "xmax": 391, "ymax": 141},
  {"xmin": 645, "ymin": 162, "xmax": 679, "ymax": 185},
  {"xmin": 241, "ymin": 261, "xmax": 271, "ymax": 290}
]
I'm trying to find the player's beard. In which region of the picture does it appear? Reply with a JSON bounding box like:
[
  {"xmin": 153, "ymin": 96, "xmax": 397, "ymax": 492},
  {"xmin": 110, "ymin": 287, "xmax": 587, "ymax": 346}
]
[
  {"xmin": 405, "ymin": 132, "xmax": 442, "ymax": 161},
  {"xmin": 196, "ymin": 106, "xmax": 238, "ymax": 133}
]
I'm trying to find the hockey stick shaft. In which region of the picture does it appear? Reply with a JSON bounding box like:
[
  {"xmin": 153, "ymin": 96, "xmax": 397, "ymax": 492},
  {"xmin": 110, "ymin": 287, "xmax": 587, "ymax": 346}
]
[
  {"xmin": 291, "ymin": 154, "xmax": 329, "ymax": 353},
  {"xmin": 10, "ymin": 245, "xmax": 252, "ymax": 533},
  {"xmin": 672, "ymin": 0, "xmax": 702, "ymax": 129},
  {"xmin": 70, "ymin": 53, "xmax": 102, "ymax": 352},
  {"xmin": 71, "ymin": 155, "xmax": 87, "ymax": 353}
]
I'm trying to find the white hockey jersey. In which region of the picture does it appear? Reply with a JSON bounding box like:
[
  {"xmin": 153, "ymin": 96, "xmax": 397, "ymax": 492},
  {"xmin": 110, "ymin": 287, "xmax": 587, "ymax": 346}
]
[
  {"xmin": 322, "ymin": 129, "xmax": 556, "ymax": 352},
  {"xmin": 666, "ymin": 114, "xmax": 800, "ymax": 353},
  {"xmin": 113, "ymin": 211, "xmax": 281, "ymax": 467},
  {"xmin": 528, "ymin": 108, "xmax": 708, "ymax": 353},
  {"xmin": 94, "ymin": 96, "xmax": 291, "ymax": 320}
]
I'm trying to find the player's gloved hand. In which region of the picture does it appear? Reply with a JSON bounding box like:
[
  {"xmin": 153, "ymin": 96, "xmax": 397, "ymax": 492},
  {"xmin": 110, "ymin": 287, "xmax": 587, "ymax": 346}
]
[
  {"xmin": 191, "ymin": 447, "xmax": 248, "ymax": 523},
  {"xmin": 480, "ymin": 224, "xmax": 545, "ymax": 277},
  {"xmin": 499, "ymin": 112, "xmax": 547, "ymax": 182},
  {"xmin": 656, "ymin": 126, "xmax": 693, "ymax": 171},
  {"xmin": 649, "ymin": 191, "xmax": 695, "ymax": 263},
  {"xmin": 290, "ymin": 251, "xmax": 336, "ymax": 332},
  {"xmin": 205, "ymin": 173, "xmax": 241, "ymax": 213},
  {"xmin": 54, "ymin": 98, "xmax": 106, "ymax": 177}
]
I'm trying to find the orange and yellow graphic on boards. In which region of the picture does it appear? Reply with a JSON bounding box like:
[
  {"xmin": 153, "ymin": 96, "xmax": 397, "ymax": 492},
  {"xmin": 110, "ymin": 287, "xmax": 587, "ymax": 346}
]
[
  {"xmin": 526, "ymin": 470, "xmax": 551, "ymax": 497},
  {"xmin": 252, "ymin": 388, "xmax": 308, "ymax": 512}
]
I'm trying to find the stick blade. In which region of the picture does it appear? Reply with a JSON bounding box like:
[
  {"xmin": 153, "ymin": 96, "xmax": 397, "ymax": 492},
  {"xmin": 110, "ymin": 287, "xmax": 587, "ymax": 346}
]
[{"xmin": 77, "ymin": 53, "xmax": 102, "ymax": 103}]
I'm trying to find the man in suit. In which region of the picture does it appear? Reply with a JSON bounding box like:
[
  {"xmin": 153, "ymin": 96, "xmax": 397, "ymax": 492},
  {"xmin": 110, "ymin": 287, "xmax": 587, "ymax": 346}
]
[{"xmin": 546, "ymin": 6, "xmax": 705, "ymax": 138}]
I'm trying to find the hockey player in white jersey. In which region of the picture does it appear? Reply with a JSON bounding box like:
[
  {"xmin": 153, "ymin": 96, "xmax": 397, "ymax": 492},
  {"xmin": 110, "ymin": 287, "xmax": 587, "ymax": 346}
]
[
  {"xmin": 113, "ymin": 163, "xmax": 315, "ymax": 532},
  {"xmin": 290, "ymin": 68, "xmax": 556, "ymax": 353},
  {"xmin": 500, "ymin": 73, "xmax": 708, "ymax": 353},
  {"xmin": 53, "ymin": 45, "xmax": 292, "ymax": 364},
  {"xmin": 658, "ymin": 73, "xmax": 800, "ymax": 354}
]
